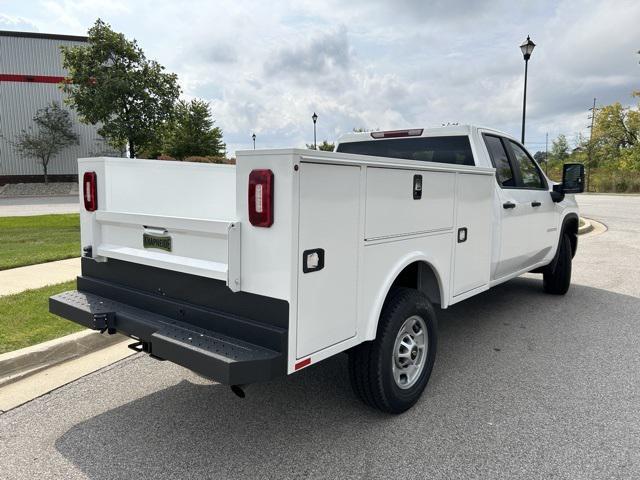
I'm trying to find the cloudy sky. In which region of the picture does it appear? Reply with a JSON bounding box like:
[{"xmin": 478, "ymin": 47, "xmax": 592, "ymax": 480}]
[{"xmin": 2, "ymin": 0, "xmax": 639, "ymax": 155}]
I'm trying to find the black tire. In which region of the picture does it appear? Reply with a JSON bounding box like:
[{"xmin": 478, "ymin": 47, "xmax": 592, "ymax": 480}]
[
  {"xmin": 543, "ymin": 233, "xmax": 572, "ymax": 295},
  {"xmin": 348, "ymin": 287, "xmax": 437, "ymax": 414}
]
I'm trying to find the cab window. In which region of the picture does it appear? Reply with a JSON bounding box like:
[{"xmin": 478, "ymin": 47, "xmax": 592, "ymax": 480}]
[
  {"xmin": 483, "ymin": 135, "xmax": 515, "ymax": 187},
  {"xmin": 336, "ymin": 136, "xmax": 475, "ymax": 166},
  {"xmin": 507, "ymin": 141, "xmax": 545, "ymax": 189}
]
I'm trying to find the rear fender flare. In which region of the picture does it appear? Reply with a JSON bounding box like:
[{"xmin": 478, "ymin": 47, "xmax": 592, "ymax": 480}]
[{"xmin": 364, "ymin": 252, "xmax": 445, "ymax": 341}]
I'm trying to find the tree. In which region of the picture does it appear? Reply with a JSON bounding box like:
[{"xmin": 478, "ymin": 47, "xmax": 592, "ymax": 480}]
[
  {"xmin": 306, "ymin": 140, "xmax": 334, "ymax": 151},
  {"xmin": 12, "ymin": 102, "xmax": 79, "ymax": 183},
  {"xmin": 164, "ymin": 99, "xmax": 225, "ymax": 159},
  {"xmin": 533, "ymin": 150, "xmax": 547, "ymax": 163},
  {"xmin": 591, "ymin": 96, "xmax": 640, "ymax": 171},
  {"xmin": 61, "ymin": 19, "xmax": 180, "ymax": 158},
  {"xmin": 550, "ymin": 134, "xmax": 570, "ymax": 164}
]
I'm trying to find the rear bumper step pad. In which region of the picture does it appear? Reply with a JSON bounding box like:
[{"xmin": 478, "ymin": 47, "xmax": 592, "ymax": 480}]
[{"xmin": 49, "ymin": 290, "xmax": 284, "ymax": 385}]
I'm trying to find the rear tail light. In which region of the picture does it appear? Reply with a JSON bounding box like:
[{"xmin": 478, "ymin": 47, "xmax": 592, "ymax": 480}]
[
  {"xmin": 83, "ymin": 171, "xmax": 97, "ymax": 211},
  {"xmin": 370, "ymin": 129, "xmax": 423, "ymax": 139},
  {"xmin": 248, "ymin": 169, "xmax": 274, "ymax": 227}
]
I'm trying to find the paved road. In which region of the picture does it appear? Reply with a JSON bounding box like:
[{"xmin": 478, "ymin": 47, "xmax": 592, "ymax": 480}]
[
  {"xmin": 1, "ymin": 194, "xmax": 638, "ymax": 479},
  {"xmin": 0, "ymin": 195, "xmax": 79, "ymax": 216}
]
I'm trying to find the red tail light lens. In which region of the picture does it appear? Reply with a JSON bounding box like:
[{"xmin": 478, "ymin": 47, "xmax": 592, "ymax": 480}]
[
  {"xmin": 83, "ymin": 171, "xmax": 97, "ymax": 211},
  {"xmin": 248, "ymin": 169, "xmax": 274, "ymax": 227}
]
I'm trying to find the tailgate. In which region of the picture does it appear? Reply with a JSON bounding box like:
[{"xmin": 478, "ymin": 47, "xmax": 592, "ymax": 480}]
[{"xmin": 79, "ymin": 158, "xmax": 241, "ymax": 291}]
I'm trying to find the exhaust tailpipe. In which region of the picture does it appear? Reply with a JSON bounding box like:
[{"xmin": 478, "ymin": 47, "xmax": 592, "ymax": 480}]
[{"xmin": 230, "ymin": 385, "xmax": 247, "ymax": 398}]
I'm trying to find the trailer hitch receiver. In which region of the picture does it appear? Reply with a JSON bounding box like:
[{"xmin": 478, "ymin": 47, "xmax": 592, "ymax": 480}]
[{"xmin": 92, "ymin": 312, "xmax": 116, "ymax": 334}]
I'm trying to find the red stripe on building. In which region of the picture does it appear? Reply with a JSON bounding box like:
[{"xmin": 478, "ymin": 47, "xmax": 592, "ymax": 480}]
[{"xmin": 0, "ymin": 74, "xmax": 67, "ymax": 84}]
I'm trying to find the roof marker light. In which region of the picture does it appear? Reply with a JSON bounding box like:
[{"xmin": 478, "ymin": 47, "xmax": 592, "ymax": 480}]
[{"xmin": 370, "ymin": 129, "xmax": 424, "ymax": 139}]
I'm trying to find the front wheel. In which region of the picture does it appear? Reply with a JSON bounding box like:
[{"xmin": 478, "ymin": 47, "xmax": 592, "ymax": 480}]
[
  {"xmin": 543, "ymin": 233, "xmax": 572, "ymax": 295},
  {"xmin": 348, "ymin": 287, "xmax": 437, "ymax": 414}
]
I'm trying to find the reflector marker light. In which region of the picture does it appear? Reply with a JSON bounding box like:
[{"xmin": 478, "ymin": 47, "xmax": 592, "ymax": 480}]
[
  {"xmin": 370, "ymin": 129, "xmax": 424, "ymax": 139},
  {"xmin": 295, "ymin": 358, "xmax": 311, "ymax": 370}
]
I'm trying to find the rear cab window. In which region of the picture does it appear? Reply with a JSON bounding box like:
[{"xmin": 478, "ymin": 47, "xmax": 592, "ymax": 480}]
[{"xmin": 336, "ymin": 136, "xmax": 475, "ymax": 166}]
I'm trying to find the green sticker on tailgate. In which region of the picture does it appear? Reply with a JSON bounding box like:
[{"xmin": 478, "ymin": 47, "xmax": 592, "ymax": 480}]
[{"xmin": 143, "ymin": 233, "xmax": 172, "ymax": 252}]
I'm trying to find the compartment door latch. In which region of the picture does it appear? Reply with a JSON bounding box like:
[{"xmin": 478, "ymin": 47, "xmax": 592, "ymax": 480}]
[{"xmin": 413, "ymin": 174, "xmax": 423, "ymax": 200}]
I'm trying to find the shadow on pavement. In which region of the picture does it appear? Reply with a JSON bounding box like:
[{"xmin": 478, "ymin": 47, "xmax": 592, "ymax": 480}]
[{"xmin": 54, "ymin": 277, "xmax": 640, "ymax": 479}]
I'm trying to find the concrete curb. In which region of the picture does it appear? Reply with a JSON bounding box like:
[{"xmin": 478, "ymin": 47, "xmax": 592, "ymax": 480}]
[
  {"xmin": 0, "ymin": 329, "xmax": 128, "ymax": 387},
  {"xmin": 578, "ymin": 217, "xmax": 594, "ymax": 235}
]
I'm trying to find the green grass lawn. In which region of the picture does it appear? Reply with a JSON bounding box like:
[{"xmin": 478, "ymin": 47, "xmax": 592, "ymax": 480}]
[
  {"xmin": 0, "ymin": 280, "xmax": 84, "ymax": 354},
  {"xmin": 0, "ymin": 214, "xmax": 80, "ymax": 270}
]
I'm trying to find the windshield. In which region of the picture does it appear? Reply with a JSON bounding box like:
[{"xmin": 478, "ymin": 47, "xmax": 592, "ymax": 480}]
[{"xmin": 336, "ymin": 135, "xmax": 475, "ymax": 166}]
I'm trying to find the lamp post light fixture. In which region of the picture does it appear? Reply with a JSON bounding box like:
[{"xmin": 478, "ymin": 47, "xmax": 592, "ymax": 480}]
[
  {"xmin": 520, "ymin": 35, "xmax": 536, "ymax": 144},
  {"xmin": 252, "ymin": 133, "xmax": 256, "ymax": 150},
  {"xmin": 312, "ymin": 112, "xmax": 318, "ymax": 150}
]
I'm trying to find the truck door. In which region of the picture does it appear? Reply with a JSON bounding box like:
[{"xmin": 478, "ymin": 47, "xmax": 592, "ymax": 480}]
[
  {"xmin": 483, "ymin": 134, "xmax": 540, "ymax": 279},
  {"xmin": 503, "ymin": 140, "xmax": 557, "ymax": 265}
]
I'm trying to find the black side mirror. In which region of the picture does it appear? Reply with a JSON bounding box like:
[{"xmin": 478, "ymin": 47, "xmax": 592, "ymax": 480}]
[
  {"xmin": 561, "ymin": 163, "xmax": 585, "ymax": 194},
  {"xmin": 550, "ymin": 163, "xmax": 585, "ymax": 202}
]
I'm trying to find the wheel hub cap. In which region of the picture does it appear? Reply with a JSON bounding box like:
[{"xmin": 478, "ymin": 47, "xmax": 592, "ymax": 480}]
[{"xmin": 392, "ymin": 315, "xmax": 428, "ymax": 389}]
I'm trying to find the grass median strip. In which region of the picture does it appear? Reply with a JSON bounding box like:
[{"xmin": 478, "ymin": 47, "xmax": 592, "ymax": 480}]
[
  {"xmin": 0, "ymin": 280, "xmax": 84, "ymax": 354},
  {"xmin": 0, "ymin": 214, "xmax": 80, "ymax": 270}
]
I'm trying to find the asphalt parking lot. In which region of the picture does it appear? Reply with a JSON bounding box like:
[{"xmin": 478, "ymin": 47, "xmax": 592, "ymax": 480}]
[{"xmin": 0, "ymin": 194, "xmax": 638, "ymax": 479}]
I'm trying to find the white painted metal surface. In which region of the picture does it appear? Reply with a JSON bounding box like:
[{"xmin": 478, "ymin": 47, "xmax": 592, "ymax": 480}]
[
  {"xmin": 79, "ymin": 157, "xmax": 240, "ymax": 290},
  {"xmin": 452, "ymin": 173, "xmax": 494, "ymax": 296},
  {"xmin": 296, "ymin": 162, "xmax": 360, "ymax": 358},
  {"xmin": 365, "ymin": 168, "xmax": 455, "ymax": 240}
]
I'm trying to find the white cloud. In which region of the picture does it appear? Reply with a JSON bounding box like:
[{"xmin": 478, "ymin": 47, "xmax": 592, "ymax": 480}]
[{"xmin": 2, "ymin": 0, "xmax": 639, "ymax": 153}]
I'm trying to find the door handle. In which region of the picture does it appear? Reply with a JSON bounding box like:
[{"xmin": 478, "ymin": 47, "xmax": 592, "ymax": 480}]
[
  {"xmin": 531, "ymin": 201, "xmax": 541, "ymax": 207},
  {"xmin": 503, "ymin": 202, "xmax": 516, "ymax": 209}
]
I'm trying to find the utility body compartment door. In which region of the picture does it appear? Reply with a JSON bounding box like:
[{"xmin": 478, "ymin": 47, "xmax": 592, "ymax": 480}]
[
  {"xmin": 296, "ymin": 162, "xmax": 361, "ymax": 358},
  {"xmin": 452, "ymin": 173, "xmax": 493, "ymax": 296},
  {"xmin": 365, "ymin": 168, "xmax": 455, "ymax": 239}
]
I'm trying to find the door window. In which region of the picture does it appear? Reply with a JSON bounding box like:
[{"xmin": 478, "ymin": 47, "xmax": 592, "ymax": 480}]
[
  {"xmin": 483, "ymin": 135, "xmax": 515, "ymax": 187},
  {"xmin": 507, "ymin": 141, "xmax": 545, "ymax": 189}
]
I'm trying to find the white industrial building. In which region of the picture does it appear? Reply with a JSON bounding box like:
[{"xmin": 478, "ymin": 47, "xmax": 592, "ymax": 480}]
[{"xmin": 0, "ymin": 30, "xmax": 115, "ymax": 184}]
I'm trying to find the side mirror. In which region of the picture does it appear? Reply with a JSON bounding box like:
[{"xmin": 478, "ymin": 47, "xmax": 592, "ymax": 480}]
[
  {"xmin": 550, "ymin": 163, "xmax": 585, "ymax": 202},
  {"xmin": 561, "ymin": 163, "xmax": 585, "ymax": 194}
]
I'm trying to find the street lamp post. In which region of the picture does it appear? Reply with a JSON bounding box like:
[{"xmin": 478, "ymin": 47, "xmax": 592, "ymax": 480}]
[
  {"xmin": 252, "ymin": 133, "xmax": 256, "ymax": 150},
  {"xmin": 520, "ymin": 35, "xmax": 535, "ymax": 144},
  {"xmin": 312, "ymin": 112, "xmax": 318, "ymax": 150}
]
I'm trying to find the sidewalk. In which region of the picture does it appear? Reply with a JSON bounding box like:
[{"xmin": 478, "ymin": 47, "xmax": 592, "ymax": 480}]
[
  {"xmin": 0, "ymin": 195, "xmax": 79, "ymax": 217},
  {"xmin": 0, "ymin": 258, "xmax": 81, "ymax": 297}
]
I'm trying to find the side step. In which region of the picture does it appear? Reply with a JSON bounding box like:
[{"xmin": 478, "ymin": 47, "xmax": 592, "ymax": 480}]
[{"xmin": 49, "ymin": 290, "xmax": 285, "ymax": 385}]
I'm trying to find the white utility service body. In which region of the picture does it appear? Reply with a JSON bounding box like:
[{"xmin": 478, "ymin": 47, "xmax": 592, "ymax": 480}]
[{"xmin": 50, "ymin": 125, "xmax": 582, "ymax": 413}]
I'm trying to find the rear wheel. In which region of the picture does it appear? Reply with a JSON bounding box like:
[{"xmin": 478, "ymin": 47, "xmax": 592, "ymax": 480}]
[
  {"xmin": 543, "ymin": 233, "xmax": 572, "ymax": 295},
  {"xmin": 348, "ymin": 287, "xmax": 437, "ymax": 414}
]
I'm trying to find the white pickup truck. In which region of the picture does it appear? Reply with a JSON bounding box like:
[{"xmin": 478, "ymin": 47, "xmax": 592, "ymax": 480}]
[{"xmin": 50, "ymin": 125, "xmax": 584, "ymax": 413}]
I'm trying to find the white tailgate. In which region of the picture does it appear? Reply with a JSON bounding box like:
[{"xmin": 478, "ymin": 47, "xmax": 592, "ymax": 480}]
[{"xmin": 79, "ymin": 158, "xmax": 241, "ymax": 291}]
